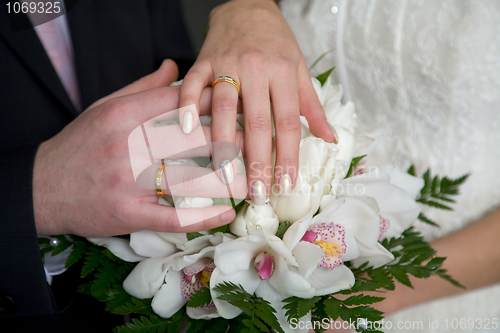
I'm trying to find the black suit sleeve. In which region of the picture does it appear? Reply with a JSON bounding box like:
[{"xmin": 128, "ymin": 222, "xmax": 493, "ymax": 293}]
[
  {"xmin": 0, "ymin": 145, "xmax": 56, "ymax": 317},
  {"xmin": 0, "ymin": 0, "xmax": 195, "ymax": 328}
]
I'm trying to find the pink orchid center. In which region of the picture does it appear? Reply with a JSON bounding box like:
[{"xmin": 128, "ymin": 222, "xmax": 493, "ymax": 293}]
[
  {"xmin": 254, "ymin": 252, "xmax": 274, "ymax": 280},
  {"xmin": 379, "ymin": 215, "xmax": 391, "ymax": 242},
  {"xmin": 301, "ymin": 230, "xmax": 318, "ymax": 243},
  {"xmin": 181, "ymin": 261, "xmax": 216, "ymax": 309},
  {"xmin": 302, "ymin": 222, "xmax": 347, "ymax": 270}
]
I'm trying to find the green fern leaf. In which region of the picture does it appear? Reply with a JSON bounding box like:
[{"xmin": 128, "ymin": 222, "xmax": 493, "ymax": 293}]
[{"xmin": 187, "ymin": 287, "xmax": 212, "ymax": 308}]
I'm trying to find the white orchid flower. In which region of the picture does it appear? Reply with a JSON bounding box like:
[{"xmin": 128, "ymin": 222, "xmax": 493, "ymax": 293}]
[
  {"xmin": 335, "ymin": 129, "xmax": 424, "ymax": 240},
  {"xmin": 87, "ymin": 229, "xmax": 214, "ymax": 263},
  {"xmin": 298, "ymin": 137, "xmax": 338, "ymax": 195},
  {"xmin": 270, "ymin": 173, "xmax": 323, "ymax": 224},
  {"xmin": 334, "ymin": 169, "xmax": 421, "ymax": 241},
  {"xmin": 229, "ymin": 201, "xmax": 280, "ymax": 237},
  {"xmin": 210, "ymin": 231, "xmax": 315, "ymax": 320},
  {"xmin": 284, "ymin": 197, "xmax": 393, "ymax": 298},
  {"xmin": 123, "ymin": 232, "xmax": 235, "ymax": 320}
]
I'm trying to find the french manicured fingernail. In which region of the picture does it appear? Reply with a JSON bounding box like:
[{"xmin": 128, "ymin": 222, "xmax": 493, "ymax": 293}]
[
  {"xmin": 280, "ymin": 174, "xmax": 292, "ymax": 196},
  {"xmin": 252, "ymin": 181, "xmax": 266, "ymax": 205},
  {"xmin": 221, "ymin": 209, "xmax": 234, "ymax": 222},
  {"xmin": 182, "ymin": 112, "xmax": 193, "ymax": 134},
  {"xmin": 220, "ymin": 160, "xmax": 234, "ymax": 184},
  {"xmin": 329, "ymin": 123, "xmax": 339, "ymax": 144}
]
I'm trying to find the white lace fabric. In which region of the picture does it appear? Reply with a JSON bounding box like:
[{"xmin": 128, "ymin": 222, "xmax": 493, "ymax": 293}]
[{"xmin": 281, "ymin": 0, "xmax": 500, "ymax": 331}]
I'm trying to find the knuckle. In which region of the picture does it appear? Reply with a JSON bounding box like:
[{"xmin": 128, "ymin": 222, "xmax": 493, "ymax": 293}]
[
  {"xmin": 276, "ymin": 114, "xmax": 301, "ymax": 133},
  {"xmin": 209, "ymin": 4, "xmax": 222, "ymax": 21},
  {"xmin": 276, "ymin": 57, "xmax": 296, "ymax": 75},
  {"xmin": 184, "ymin": 71, "xmax": 204, "ymax": 84},
  {"xmin": 105, "ymin": 139, "xmax": 127, "ymax": 159},
  {"xmin": 106, "ymin": 98, "xmax": 128, "ymax": 116},
  {"xmin": 247, "ymin": 114, "xmax": 271, "ymax": 132},
  {"xmin": 241, "ymin": 49, "xmax": 265, "ymax": 70},
  {"xmin": 106, "ymin": 170, "xmax": 127, "ymax": 189},
  {"xmin": 99, "ymin": 98, "xmax": 130, "ymax": 125}
]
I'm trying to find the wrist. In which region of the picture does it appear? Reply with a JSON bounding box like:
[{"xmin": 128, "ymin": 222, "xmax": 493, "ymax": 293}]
[
  {"xmin": 33, "ymin": 140, "xmax": 57, "ymax": 235},
  {"xmin": 210, "ymin": 0, "xmax": 279, "ymax": 23}
]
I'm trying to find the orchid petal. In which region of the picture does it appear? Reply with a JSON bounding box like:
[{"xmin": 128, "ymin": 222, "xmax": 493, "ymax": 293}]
[
  {"xmin": 269, "ymin": 256, "xmax": 315, "ymax": 299},
  {"xmin": 308, "ymin": 265, "xmax": 355, "ymax": 296},
  {"xmin": 284, "ymin": 198, "xmax": 343, "ymax": 251},
  {"xmin": 334, "ymin": 124, "xmax": 355, "ymax": 164},
  {"xmin": 151, "ymin": 270, "xmax": 187, "ymax": 318},
  {"xmin": 129, "ymin": 230, "xmax": 178, "ymax": 258},
  {"xmin": 209, "ymin": 232, "xmax": 236, "ymax": 246},
  {"xmin": 260, "ymin": 230, "xmax": 298, "ymax": 267},
  {"xmin": 282, "ymin": 176, "xmax": 323, "ymax": 251},
  {"xmin": 87, "ymin": 237, "xmax": 146, "ymax": 262},
  {"xmin": 314, "ymin": 197, "xmax": 380, "ymax": 248},
  {"xmin": 172, "ymin": 246, "xmax": 215, "ymax": 270},
  {"xmin": 210, "ymin": 267, "xmax": 261, "ymax": 319},
  {"xmin": 339, "ymin": 230, "xmax": 359, "ymax": 262},
  {"xmin": 292, "ymin": 241, "xmax": 323, "ymax": 279},
  {"xmin": 154, "ymin": 232, "xmax": 188, "ymax": 246},
  {"xmin": 186, "ymin": 306, "xmax": 220, "ymax": 320},
  {"xmin": 351, "ymin": 242, "xmax": 394, "ymax": 268},
  {"xmin": 213, "ymin": 235, "xmax": 266, "ymax": 275},
  {"xmin": 123, "ymin": 256, "xmax": 173, "ymax": 298},
  {"xmin": 229, "ymin": 205, "xmax": 249, "ymax": 237},
  {"xmin": 386, "ymin": 166, "xmax": 425, "ymax": 199},
  {"xmin": 271, "ymin": 172, "xmax": 313, "ymax": 223},
  {"xmin": 329, "ymin": 100, "xmax": 357, "ymax": 130},
  {"xmin": 177, "ymin": 234, "xmax": 213, "ymax": 252},
  {"xmin": 173, "ymin": 196, "xmax": 213, "ymax": 209}
]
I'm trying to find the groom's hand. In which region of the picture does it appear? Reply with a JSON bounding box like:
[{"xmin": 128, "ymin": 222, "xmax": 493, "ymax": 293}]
[
  {"xmin": 179, "ymin": 0, "xmax": 337, "ymax": 204},
  {"xmin": 33, "ymin": 60, "xmax": 244, "ymax": 238}
]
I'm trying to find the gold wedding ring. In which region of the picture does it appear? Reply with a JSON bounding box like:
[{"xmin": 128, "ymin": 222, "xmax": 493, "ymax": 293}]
[
  {"xmin": 156, "ymin": 161, "xmax": 167, "ymax": 197},
  {"xmin": 212, "ymin": 76, "xmax": 240, "ymax": 95}
]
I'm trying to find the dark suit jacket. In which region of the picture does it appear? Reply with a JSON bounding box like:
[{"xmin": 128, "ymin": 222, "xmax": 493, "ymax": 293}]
[{"xmin": 0, "ymin": 1, "xmax": 195, "ymax": 331}]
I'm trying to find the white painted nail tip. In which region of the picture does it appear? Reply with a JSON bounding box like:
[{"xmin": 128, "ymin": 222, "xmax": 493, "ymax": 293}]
[
  {"xmin": 252, "ymin": 181, "xmax": 266, "ymax": 205},
  {"xmin": 280, "ymin": 174, "xmax": 292, "ymax": 196},
  {"xmin": 220, "ymin": 160, "xmax": 234, "ymax": 185},
  {"xmin": 182, "ymin": 112, "xmax": 193, "ymax": 134},
  {"xmin": 328, "ymin": 123, "xmax": 339, "ymax": 144}
]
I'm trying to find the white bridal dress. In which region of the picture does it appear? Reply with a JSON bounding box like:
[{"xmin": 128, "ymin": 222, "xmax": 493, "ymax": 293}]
[{"xmin": 281, "ymin": 0, "xmax": 500, "ymax": 332}]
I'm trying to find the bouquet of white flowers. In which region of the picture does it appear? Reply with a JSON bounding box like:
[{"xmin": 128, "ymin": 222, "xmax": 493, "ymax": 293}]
[{"xmin": 40, "ymin": 69, "xmax": 467, "ymax": 333}]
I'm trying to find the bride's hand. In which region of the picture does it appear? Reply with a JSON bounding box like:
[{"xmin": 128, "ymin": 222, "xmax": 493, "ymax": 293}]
[{"xmin": 179, "ymin": 0, "xmax": 336, "ymax": 203}]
